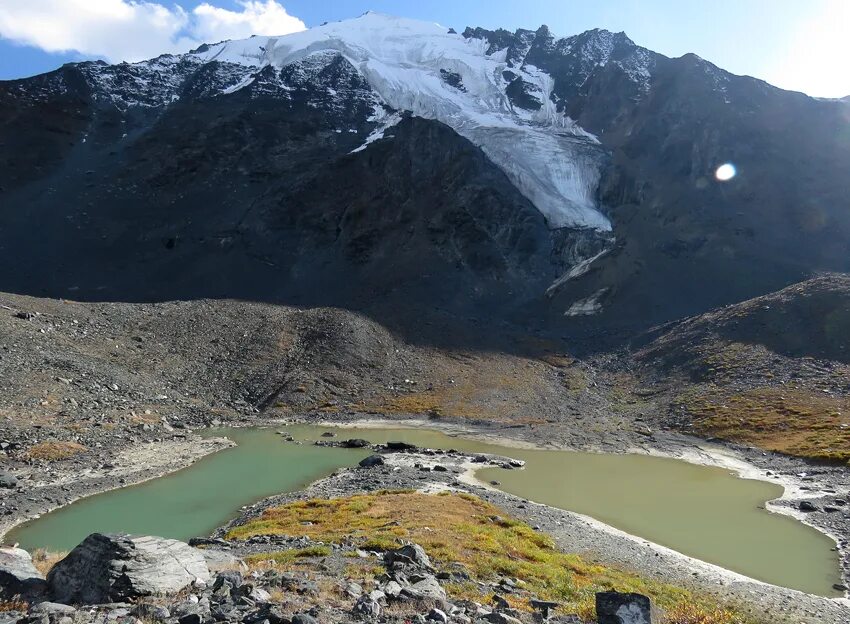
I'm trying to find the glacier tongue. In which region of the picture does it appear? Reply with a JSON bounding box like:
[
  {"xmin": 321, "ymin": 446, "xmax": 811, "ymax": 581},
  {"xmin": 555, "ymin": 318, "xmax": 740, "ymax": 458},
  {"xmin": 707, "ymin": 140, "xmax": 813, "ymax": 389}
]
[{"xmin": 193, "ymin": 12, "xmax": 610, "ymax": 231}]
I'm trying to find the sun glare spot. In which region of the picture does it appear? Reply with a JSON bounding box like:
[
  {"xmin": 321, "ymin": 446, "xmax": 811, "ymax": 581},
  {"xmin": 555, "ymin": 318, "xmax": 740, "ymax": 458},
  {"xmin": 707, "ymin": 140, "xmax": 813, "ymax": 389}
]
[{"xmin": 715, "ymin": 163, "xmax": 736, "ymax": 181}]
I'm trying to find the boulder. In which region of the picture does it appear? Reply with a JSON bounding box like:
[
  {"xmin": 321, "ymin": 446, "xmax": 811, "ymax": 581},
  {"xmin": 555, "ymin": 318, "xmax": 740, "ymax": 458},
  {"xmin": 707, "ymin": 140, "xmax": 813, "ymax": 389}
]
[
  {"xmin": 0, "ymin": 547, "xmax": 47, "ymax": 600},
  {"xmin": 359, "ymin": 454, "xmax": 385, "ymax": 468},
  {"xmin": 47, "ymin": 533, "xmax": 210, "ymax": 604},
  {"xmin": 529, "ymin": 599, "xmax": 561, "ymax": 619},
  {"xmin": 342, "ymin": 439, "xmax": 371, "ymax": 448},
  {"xmin": 483, "ymin": 612, "xmax": 522, "ymax": 624},
  {"xmin": 596, "ymin": 592, "xmax": 656, "ymax": 624},
  {"xmin": 383, "ymin": 580, "xmax": 403, "ymax": 598},
  {"xmin": 799, "ymin": 501, "xmax": 819, "ymax": 512},
  {"xmin": 401, "ymin": 575, "xmax": 446, "ymax": 602},
  {"xmin": 384, "ymin": 543, "xmax": 432, "ymax": 570},
  {"xmin": 353, "ymin": 595, "xmax": 382, "ymax": 618},
  {"xmin": 213, "ymin": 570, "xmax": 244, "ymax": 593},
  {"xmin": 0, "ymin": 472, "xmax": 18, "ymax": 489}
]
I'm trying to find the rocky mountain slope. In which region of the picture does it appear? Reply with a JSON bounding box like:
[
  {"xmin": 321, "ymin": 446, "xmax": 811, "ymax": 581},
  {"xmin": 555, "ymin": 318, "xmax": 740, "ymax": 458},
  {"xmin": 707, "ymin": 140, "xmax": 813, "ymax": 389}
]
[
  {"xmin": 629, "ymin": 273, "xmax": 850, "ymax": 464},
  {"xmin": 2, "ymin": 13, "xmax": 849, "ymax": 338}
]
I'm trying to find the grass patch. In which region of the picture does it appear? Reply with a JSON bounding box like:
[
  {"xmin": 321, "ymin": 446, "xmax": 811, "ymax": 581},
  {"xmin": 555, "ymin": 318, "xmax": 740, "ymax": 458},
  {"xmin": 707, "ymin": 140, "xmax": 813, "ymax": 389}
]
[
  {"xmin": 31, "ymin": 549, "xmax": 66, "ymax": 576},
  {"xmin": 25, "ymin": 441, "xmax": 87, "ymax": 461},
  {"xmin": 0, "ymin": 598, "xmax": 28, "ymax": 613},
  {"xmin": 674, "ymin": 386, "xmax": 850, "ymax": 464},
  {"xmin": 227, "ymin": 491, "xmax": 749, "ymax": 623},
  {"xmin": 244, "ymin": 545, "xmax": 332, "ymax": 567}
]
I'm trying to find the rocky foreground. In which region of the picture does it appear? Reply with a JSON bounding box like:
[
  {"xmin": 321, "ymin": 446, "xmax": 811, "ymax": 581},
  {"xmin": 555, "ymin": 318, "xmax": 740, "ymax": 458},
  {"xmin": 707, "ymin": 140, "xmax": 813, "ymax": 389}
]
[
  {"xmin": 1, "ymin": 441, "xmax": 848, "ymax": 624},
  {"xmin": 0, "ymin": 284, "xmax": 849, "ymax": 623},
  {"xmin": 0, "ymin": 531, "xmax": 657, "ymax": 624}
]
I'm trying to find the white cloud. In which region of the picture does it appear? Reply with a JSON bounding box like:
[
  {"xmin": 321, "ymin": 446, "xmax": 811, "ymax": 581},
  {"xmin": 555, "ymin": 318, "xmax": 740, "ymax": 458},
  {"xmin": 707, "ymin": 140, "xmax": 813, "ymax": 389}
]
[
  {"xmin": 0, "ymin": 0, "xmax": 306, "ymax": 63},
  {"xmin": 193, "ymin": 1, "xmax": 305, "ymax": 43},
  {"xmin": 763, "ymin": 0, "xmax": 850, "ymax": 98}
]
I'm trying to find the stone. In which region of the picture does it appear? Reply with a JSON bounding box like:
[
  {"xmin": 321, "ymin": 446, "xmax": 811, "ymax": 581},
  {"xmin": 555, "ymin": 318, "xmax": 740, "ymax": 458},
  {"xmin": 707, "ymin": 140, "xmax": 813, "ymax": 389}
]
[
  {"xmin": 530, "ymin": 599, "xmax": 561, "ymax": 619},
  {"xmin": 344, "ymin": 581, "xmax": 363, "ymax": 598},
  {"xmin": 402, "ymin": 575, "xmax": 446, "ymax": 602},
  {"xmin": 213, "ymin": 570, "xmax": 244, "ymax": 592},
  {"xmin": 47, "ymin": 533, "xmax": 211, "ymax": 604},
  {"xmin": 596, "ymin": 592, "xmax": 655, "ymax": 624},
  {"xmin": 0, "ymin": 547, "xmax": 47, "ymax": 600},
  {"xmin": 483, "ymin": 612, "xmax": 522, "ymax": 624},
  {"xmin": 29, "ymin": 603, "xmax": 76, "ymax": 617},
  {"xmin": 833, "ymin": 583, "xmax": 848, "ymax": 591},
  {"xmin": 244, "ymin": 604, "xmax": 288, "ymax": 624},
  {"xmin": 384, "ymin": 543, "xmax": 432, "ymax": 569},
  {"xmin": 799, "ymin": 501, "xmax": 819, "ymax": 512},
  {"xmin": 248, "ymin": 586, "xmax": 272, "ymax": 604},
  {"xmin": 291, "ymin": 615, "xmax": 318, "ymax": 624},
  {"xmin": 386, "ymin": 441, "xmax": 417, "ymax": 451},
  {"xmin": 132, "ymin": 604, "xmax": 171, "ymax": 621},
  {"xmin": 368, "ymin": 589, "xmax": 386, "ymax": 603},
  {"xmin": 198, "ymin": 548, "xmax": 245, "ymax": 572},
  {"xmin": 0, "ymin": 472, "xmax": 18, "ymax": 489},
  {"xmin": 359, "ymin": 455, "xmax": 385, "ymax": 468},
  {"xmin": 427, "ymin": 607, "xmax": 449, "ymax": 622},
  {"xmin": 342, "ymin": 439, "xmax": 371, "ymax": 448},
  {"xmin": 353, "ymin": 595, "xmax": 382, "ymax": 618},
  {"xmin": 383, "ymin": 580, "xmax": 403, "ymax": 598}
]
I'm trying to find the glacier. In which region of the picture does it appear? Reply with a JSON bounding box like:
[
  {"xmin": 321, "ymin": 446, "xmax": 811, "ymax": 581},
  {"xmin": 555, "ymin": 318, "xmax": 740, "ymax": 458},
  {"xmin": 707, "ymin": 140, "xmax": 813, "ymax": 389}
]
[{"xmin": 190, "ymin": 12, "xmax": 611, "ymax": 231}]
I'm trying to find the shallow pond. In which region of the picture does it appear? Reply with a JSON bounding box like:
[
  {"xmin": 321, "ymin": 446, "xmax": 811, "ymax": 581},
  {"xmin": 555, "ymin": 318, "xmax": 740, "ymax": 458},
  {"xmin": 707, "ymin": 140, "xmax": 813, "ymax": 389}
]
[{"xmin": 6, "ymin": 425, "xmax": 842, "ymax": 596}]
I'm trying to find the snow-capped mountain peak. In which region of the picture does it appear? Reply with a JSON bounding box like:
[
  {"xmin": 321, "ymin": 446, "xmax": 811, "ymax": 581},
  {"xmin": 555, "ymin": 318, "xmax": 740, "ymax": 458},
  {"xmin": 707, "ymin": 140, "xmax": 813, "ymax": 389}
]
[
  {"xmin": 12, "ymin": 13, "xmax": 667, "ymax": 231},
  {"xmin": 182, "ymin": 12, "xmax": 615, "ymax": 230}
]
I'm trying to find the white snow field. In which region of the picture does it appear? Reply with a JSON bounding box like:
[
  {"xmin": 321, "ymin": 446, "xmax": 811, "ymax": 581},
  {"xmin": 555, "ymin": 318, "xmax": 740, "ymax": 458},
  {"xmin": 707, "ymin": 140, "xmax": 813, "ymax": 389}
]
[{"xmin": 190, "ymin": 12, "xmax": 611, "ymax": 230}]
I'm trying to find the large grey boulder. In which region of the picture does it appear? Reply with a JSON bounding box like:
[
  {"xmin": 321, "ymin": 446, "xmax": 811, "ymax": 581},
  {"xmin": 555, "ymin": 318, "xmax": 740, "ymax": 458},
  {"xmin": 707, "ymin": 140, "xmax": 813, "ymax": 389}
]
[
  {"xmin": 47, "ymin": 534, "xmax": 210, "ymax": 604},
  {"xmin": 0, "ymin": 546, "xmax": 47, "ymax": 600},
  {"xmin": 384, "ymin": 543, "xmax": 433, "ymax": 570},
  {"xmin": 596, "ymin": 592, "xmax": 656, "ymax": 624},
  {"xmin": 401, "ymin": 575, "xmax": 446, "ymax": 602}
]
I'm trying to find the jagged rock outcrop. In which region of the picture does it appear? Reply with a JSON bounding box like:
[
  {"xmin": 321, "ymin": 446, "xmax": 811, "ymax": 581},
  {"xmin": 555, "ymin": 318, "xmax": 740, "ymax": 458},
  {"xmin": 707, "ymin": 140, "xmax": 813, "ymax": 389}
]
[{"xmin": 47, "ymin": 534, "xmax": 210, "ymax": 604}]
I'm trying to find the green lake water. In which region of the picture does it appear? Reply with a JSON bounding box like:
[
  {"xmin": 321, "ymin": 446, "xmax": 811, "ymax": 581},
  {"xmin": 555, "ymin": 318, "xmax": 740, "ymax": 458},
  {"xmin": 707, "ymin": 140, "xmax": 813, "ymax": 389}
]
[{"xmin": 6, "ymin": 425, "xmax": 842, "ymax": 596}]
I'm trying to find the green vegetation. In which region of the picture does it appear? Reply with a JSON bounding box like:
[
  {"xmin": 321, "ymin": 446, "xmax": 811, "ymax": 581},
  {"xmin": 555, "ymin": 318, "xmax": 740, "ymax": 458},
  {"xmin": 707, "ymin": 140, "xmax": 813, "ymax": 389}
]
[
  {"xmin": 228, "ymin": 491, "xmax": 749, "ymax": 623},
  {"xmin": 675, "ymin": 385, "xmax": 850, "ymax": 464},
  {"xmin": 245, "ymin": 545, "xmax": 332, "ymax": 566}
]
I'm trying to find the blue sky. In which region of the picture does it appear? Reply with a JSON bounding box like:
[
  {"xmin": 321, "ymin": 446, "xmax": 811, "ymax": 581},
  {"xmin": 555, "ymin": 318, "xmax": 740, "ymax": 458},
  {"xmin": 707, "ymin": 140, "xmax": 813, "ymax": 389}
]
[{"xmin": 1, "ymin": 1, "xmax": 848, "ymax": 97}]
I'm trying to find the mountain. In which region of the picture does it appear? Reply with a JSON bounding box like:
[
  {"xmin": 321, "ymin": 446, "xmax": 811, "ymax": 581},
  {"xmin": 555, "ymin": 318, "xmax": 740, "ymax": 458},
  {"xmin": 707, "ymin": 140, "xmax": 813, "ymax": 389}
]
[
  {"xmin": 631, "ymin": 273, "xmax": 850, "ymax": 464},
  {"xmin": 1, "ymin": 12, "xmax": 849, "ymax": 341}
]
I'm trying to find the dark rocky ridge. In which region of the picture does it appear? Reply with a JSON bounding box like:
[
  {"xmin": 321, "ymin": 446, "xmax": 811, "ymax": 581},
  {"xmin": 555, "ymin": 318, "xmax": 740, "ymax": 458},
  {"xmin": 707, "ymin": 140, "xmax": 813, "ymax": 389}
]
[
  {"xmin": 465, "ymin": 25, "xmax": 850, "ymax": 332},
  {"xmin": 0, "ymin": 19, "xmax": 849, "ymax": 347}
]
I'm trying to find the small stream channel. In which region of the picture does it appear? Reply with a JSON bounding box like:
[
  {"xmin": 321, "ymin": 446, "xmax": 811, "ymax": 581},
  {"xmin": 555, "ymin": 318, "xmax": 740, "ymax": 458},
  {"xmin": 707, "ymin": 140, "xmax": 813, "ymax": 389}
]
[{"xmin": 6, "ymin": 425, "xmax": 842, "ymax": 597}]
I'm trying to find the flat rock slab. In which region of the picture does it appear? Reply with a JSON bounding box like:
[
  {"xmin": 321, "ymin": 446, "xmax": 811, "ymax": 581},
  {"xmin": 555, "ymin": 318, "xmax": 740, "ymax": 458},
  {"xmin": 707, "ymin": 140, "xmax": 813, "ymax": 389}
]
[{"xmin": 48, "ymin": 533, "xmax": 210, "ymax": 604}]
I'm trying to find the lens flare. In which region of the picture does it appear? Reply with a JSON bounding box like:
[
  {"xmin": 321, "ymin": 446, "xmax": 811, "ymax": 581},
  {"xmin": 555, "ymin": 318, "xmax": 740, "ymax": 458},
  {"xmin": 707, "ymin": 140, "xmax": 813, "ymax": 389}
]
[{"xmin": 715, "ymin": 163, "xmax": 736, "ymax": 181}]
